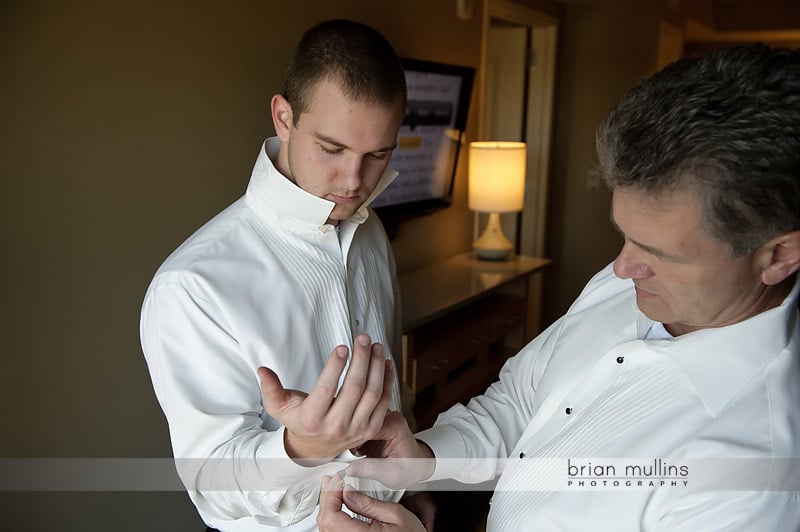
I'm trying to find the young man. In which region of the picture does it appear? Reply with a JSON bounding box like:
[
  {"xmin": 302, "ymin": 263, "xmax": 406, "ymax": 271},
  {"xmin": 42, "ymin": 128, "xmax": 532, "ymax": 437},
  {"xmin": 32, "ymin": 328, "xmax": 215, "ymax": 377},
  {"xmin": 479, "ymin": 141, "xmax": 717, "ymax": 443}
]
[
  {"xmin": 314, "ymin": 44, "xmax": 800, "ymax": 531},
  {"xmin": 140, "ymin": 19, "xmax": 424, "ymax": 531}
]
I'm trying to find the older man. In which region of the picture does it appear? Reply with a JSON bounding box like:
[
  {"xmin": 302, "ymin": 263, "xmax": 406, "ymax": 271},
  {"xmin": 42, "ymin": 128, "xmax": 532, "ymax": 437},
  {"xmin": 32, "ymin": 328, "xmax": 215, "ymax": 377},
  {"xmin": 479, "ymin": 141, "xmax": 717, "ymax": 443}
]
[{"xmin": 313, "ymin": 43, "xmax": 800, "ymax": 531}]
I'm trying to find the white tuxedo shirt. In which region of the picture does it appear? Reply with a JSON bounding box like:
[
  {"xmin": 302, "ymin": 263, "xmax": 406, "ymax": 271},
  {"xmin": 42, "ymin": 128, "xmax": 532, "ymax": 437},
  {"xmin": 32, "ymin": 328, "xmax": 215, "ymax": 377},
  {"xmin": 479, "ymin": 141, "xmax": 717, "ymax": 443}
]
[
  {"xmin": 418, "ymin": 264, "xmax": 800, "ymax": 531},
  {"xmin": 141, "ymin": 139, "xmax": 403, "ymax": 531}
]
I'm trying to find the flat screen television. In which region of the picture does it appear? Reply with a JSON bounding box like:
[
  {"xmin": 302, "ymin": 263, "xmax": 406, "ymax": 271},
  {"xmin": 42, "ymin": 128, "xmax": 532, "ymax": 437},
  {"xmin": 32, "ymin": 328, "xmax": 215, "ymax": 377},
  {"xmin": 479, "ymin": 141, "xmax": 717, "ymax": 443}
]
[{"xmin": 372, "ymin": 58, "xmax": 476, "ymax": 237}]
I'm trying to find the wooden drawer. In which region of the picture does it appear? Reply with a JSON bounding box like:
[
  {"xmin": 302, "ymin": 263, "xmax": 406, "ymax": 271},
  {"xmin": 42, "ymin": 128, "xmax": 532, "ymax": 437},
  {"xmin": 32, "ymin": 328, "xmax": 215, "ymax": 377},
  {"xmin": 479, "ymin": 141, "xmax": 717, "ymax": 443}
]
[
  {"xmin": 409, "ymin": 308, "xmax": 492, "ymax": 393},
  {"xmin": 399, "ymin": 254, "xmax": 551, "ymax": 430},
  {"xmin": 488, "ymin": 294, "xmax": 526, "ymax": 339}
]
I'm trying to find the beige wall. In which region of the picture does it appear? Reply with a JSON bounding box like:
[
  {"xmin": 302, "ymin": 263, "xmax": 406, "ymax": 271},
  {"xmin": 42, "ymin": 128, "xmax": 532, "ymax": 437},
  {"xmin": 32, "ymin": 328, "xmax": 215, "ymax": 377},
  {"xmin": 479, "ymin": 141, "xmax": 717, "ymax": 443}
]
[
  {"xmin": 0, "ymin": 0, "xmax": 666, "ymax": 529},
  {"xmin": 543, "ymin": 0, "xmax": 662, "ymax": 322}
]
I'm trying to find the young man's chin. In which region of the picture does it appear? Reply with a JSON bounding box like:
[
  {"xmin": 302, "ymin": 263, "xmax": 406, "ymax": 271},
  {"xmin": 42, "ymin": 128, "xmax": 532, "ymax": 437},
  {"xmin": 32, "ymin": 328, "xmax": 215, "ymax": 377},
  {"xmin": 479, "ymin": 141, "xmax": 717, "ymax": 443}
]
[{"xmin": 331, "ymin": 204, "xmax": 363, "ymax": 221}]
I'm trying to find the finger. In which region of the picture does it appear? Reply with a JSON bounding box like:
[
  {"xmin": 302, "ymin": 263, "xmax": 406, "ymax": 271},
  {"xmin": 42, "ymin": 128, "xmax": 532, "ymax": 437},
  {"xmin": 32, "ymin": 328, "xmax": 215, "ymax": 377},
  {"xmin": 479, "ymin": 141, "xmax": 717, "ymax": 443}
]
[
  {"xmin": 346, "ymin": 456, "xmax": 419, "ymax": 489},
  {"xmin": 331, "ymin": 335, "xmax": 374, "ymax": 415},
  {"xmin": 318, "ymin": 474, "xmax": 368, "ymax": 531},
  {"xmin": 352, "ymin": 437, "xmax": 385, "ymax": 459},
  {"xmin": 371, "ymin": 409, "xmax": 409, "ymax": 442},
  {"xmin": 257, "ymin": 366, "xmax": 287, "ymax": 416},
  {"xmin": 344, "ymin": 456, "xmax": 382, "ymax": 481},
  {"xmin": 318, "ymin": 474, "xmax": 345, "ymax": 515},
  {"xmin": 350, "ymin": 345, "xmax": 390, "ymax": 430},
  {"xmin": 363, "ymin": 360, "xmax": 395, "ymax": 438},
  {"xmin": 343, "ymin": 485, "xmax": 418, "ymax": 526},
  {"xmin": 303, "ymin": 345, "xmax": 350, "ymax": 420},
  {"xmin": 368, "ymin": 359, "xmax": 394, "ymax": 429}
]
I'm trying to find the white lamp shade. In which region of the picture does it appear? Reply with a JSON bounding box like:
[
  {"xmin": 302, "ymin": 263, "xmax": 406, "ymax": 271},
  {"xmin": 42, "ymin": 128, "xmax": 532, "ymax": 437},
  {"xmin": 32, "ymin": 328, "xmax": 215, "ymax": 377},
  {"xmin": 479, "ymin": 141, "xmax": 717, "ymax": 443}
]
[{"xmin": 468, "ymin": 141, "xmax": 526, "ymax": 213}]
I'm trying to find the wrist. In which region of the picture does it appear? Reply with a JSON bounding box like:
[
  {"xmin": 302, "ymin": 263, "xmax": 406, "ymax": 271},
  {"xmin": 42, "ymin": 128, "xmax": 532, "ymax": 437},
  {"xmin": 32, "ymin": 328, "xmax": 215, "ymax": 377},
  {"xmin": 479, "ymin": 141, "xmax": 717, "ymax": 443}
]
[
  {"xmin": 415, "ymin": 439, "xmax": 436, "ymax": 480},
  {"xmin": 284, "ymin": 430, "xmax": 335, "ymax": 466}
]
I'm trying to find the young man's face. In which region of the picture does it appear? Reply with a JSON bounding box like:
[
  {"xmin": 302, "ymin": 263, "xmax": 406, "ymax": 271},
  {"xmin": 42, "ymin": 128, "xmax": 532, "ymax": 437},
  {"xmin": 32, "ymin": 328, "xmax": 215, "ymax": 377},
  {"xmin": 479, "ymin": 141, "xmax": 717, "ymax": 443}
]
[
  {"xmin": 611, "ymin": 186, "xmax": 770, "ymax": 336},
  {"xmin": 272, "ymin": 78, "xmax": 403, "ymax": 225}
]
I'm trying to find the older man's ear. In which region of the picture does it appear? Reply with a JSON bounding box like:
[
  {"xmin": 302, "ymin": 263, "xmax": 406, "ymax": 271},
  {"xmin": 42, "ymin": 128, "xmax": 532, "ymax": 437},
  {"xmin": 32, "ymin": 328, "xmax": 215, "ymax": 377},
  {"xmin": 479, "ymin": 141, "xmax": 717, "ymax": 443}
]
[{"xmin": 759, "ymin": 230, "xmax": 800, "ymax": 286}]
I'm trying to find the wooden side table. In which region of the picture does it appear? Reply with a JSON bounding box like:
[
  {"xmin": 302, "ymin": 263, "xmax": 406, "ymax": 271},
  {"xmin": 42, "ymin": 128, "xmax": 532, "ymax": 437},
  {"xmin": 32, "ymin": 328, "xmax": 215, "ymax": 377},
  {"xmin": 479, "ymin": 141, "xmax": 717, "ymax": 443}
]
[{"xmin": 398, "ymin": 252, "xmax": 550, "ymax": 429}]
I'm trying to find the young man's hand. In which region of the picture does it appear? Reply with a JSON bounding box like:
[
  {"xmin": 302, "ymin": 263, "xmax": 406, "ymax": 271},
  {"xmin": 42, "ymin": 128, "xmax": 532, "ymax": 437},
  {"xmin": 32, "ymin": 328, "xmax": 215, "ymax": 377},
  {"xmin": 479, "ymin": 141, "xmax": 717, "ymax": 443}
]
[{"xmin": 258, "ymin": 334, "xmax": 393, "ymax": 463}]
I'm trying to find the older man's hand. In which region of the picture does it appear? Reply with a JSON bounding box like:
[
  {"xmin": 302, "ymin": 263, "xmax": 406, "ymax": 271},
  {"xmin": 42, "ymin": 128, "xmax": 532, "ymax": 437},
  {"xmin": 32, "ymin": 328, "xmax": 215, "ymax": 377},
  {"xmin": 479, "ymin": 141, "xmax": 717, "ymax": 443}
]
[
  {"xmin": 347, "ymin": 411, "xmax": 436, "ymax": 489},
  {"xmin": 317, "ymin": 473, "xmax": 425, "ymax": 532}
]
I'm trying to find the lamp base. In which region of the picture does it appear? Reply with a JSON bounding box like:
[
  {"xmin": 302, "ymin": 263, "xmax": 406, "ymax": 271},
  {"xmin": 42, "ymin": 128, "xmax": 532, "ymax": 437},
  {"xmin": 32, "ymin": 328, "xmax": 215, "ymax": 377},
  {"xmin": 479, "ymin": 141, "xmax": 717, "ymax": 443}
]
[{"xmin": 473, "ymin": 212, "xmax": 513, "ymax": 261}]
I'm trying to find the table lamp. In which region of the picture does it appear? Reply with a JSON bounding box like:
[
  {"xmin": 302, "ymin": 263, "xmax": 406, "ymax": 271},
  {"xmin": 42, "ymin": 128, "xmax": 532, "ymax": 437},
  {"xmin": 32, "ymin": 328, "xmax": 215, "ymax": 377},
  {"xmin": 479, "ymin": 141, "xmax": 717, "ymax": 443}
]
[{"xmin": 468, "ymin": 141, "xmax": 526, "ymax": 261}]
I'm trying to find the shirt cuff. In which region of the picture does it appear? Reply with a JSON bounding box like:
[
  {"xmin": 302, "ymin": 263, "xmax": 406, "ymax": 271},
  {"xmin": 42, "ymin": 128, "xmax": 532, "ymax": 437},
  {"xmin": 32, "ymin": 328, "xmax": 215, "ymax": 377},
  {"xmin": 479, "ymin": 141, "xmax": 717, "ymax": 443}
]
[
  {"xmin": 256, "ymin": 426, "xmax": 347, "ymax": 485},
  {"xmin": 415, "ymin": 424, "xmax": 468, "ymax": 482}
]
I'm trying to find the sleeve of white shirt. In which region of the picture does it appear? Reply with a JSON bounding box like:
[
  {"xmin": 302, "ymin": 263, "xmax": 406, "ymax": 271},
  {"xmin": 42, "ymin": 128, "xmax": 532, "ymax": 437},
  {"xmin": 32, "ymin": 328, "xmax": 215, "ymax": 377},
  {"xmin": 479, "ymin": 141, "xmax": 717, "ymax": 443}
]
[
  {"xmin": 415, "ymin": 264, "xmax": 620, "ymax": 485},
  {"xmin": 140, "ymin": 280, "xmax": 346, "ymax": 527},
  {"xmin": 643, "ymin": 490, "xmax": 800, "ymax": 531},
  {"xmin": 642, "ymin": 437, "xmax": 800, "ymax": 530},
  {"xmin": 416, "ymin": 316, "xmax": 564, "ymax": 484}
]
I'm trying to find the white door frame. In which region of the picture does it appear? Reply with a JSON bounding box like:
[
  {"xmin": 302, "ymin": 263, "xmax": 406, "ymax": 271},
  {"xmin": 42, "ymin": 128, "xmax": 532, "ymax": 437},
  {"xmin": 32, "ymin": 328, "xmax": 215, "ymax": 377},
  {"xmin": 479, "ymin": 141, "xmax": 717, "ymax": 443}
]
[
  {"xmin": 478, "ymin": 0, "xmax": 558, "ymax": 259},
  {"xmin": 478, "ymin": 0, "xmax": 558, "ymax": 337}
]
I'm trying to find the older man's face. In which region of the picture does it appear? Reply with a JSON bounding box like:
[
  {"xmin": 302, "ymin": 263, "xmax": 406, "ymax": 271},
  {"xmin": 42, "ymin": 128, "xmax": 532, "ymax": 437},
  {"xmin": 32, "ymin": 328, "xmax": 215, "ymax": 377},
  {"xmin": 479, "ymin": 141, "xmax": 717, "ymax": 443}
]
[{"xmin": 611, "ymin": 186, "xmax": 768, "ymax": 336}]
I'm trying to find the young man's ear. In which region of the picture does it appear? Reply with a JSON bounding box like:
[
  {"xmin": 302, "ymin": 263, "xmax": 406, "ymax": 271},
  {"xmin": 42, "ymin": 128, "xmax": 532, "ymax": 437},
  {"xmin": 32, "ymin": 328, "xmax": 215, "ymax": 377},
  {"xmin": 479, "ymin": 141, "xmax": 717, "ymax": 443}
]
[
  {"xmin": 760, "ymin": 230, "xmax": 800, "ymax": 286},
  {"xmin": 271, "ymin": 94, "xmax": 294, "ymax": 142}
]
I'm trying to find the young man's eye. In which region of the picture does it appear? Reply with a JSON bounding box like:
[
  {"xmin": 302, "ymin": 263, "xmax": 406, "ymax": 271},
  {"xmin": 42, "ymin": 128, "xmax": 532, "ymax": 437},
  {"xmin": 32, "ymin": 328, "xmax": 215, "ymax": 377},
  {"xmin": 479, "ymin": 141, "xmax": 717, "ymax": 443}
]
[
  {"xmin": 319, "ymin": 145, "xmax": 341, "ymax": 155},
  {"xmin": 368, "ymin": 151, "xmax": 390, "ymax": 160}
]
